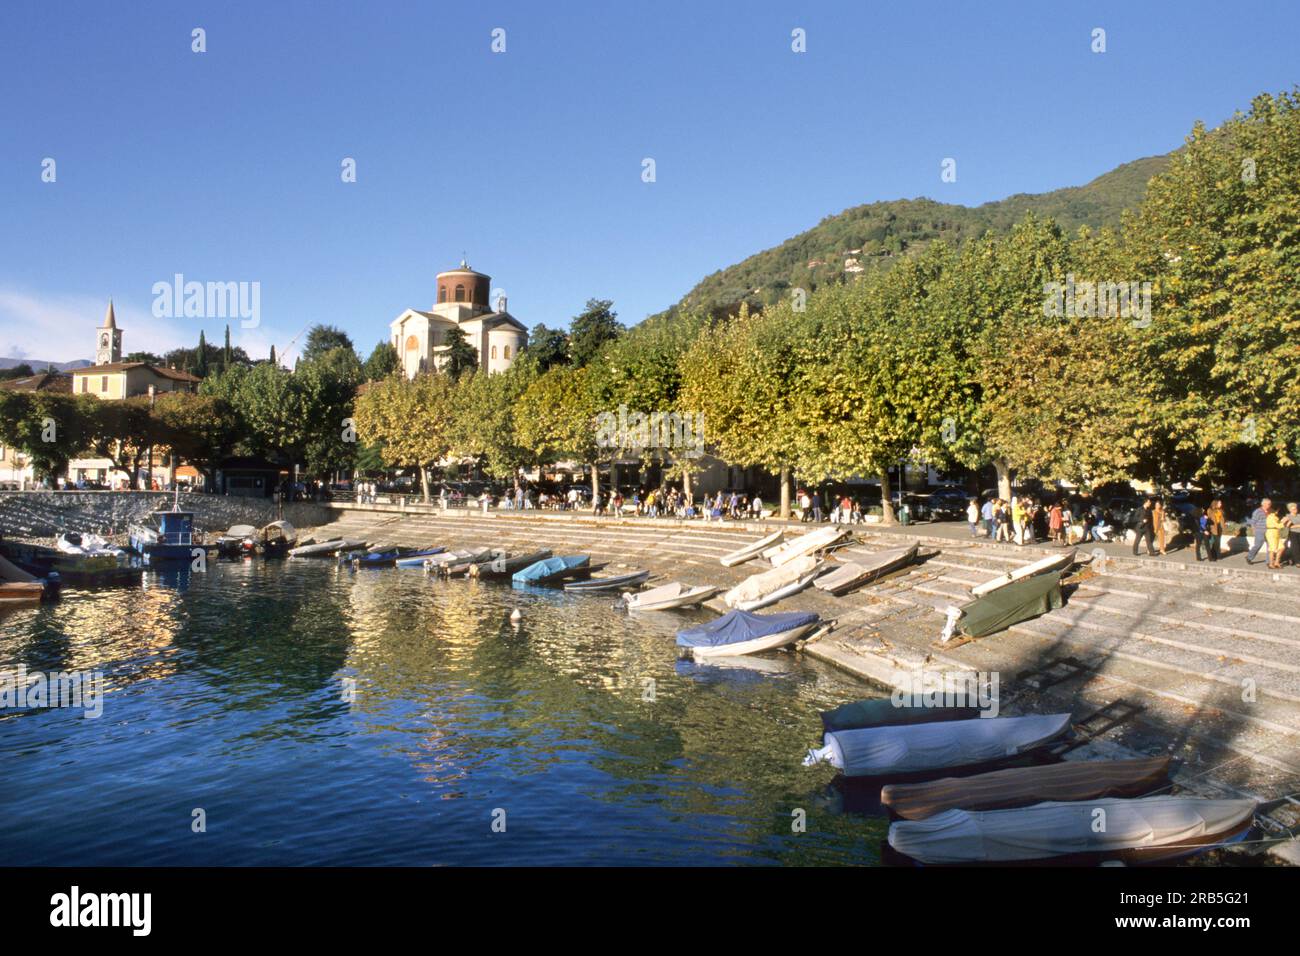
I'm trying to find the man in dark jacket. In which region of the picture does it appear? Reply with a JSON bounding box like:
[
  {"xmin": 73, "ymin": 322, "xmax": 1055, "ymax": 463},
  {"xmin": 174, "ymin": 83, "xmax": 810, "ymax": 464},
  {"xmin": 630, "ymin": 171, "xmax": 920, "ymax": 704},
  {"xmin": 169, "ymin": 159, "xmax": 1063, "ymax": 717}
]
[{"xmin": 1132, "ymin": 499, "xmax": 1157, "ymax": 556}]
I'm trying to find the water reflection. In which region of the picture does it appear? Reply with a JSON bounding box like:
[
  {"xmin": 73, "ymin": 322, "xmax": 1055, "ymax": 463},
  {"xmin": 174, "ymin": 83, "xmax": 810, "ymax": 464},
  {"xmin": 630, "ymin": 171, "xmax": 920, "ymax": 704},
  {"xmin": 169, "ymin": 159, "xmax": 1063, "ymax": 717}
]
[{"xmin": 0, "ymin": 561, "xmax": 882, "ymax": 865}]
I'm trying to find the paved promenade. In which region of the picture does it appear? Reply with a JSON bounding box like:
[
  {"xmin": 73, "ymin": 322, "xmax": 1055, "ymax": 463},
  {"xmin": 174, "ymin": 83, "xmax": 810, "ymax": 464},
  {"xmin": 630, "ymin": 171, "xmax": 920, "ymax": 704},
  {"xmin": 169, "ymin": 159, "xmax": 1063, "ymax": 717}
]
[{"xmin": 302, "ymin": 503, "xmax": 1300, "ymax": 863}]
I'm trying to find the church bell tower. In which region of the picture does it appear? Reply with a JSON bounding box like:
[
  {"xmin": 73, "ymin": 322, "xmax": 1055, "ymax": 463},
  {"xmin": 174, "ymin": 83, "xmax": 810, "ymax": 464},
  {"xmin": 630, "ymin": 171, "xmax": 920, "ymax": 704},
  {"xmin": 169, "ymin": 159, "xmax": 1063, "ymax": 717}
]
[{"xmin": 97, "ymin": 300, "xmax": 123, "ymax": 365}]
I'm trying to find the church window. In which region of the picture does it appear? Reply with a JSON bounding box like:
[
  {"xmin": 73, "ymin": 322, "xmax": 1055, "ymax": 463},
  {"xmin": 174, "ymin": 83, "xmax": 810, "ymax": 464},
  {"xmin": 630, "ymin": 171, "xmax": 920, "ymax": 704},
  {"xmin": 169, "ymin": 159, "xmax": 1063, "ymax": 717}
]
[
  {"xmin": 503, "ymin": 345, "xmax": 511, "ymax": 359},
  {"xmin": 81, "ymin": 378, "xmax": 88, "ymax": 393},
  {"xmin": 491, "ymin": 345, "xmax": 498, "ymax": 360},
  {"xmin": 439, "ymin": 285, "xmax": 447, "ymax": 303},
  {"xmin": 455, "ymin": 284, "xmax": 466, "ymax": 302},
  {"xmin": 101, "ymin": 376, "xmax": 108, "ymax": 392},
  {"xmin": 405, "ymin": 335, "xmax": 419, "ymax": 352}
]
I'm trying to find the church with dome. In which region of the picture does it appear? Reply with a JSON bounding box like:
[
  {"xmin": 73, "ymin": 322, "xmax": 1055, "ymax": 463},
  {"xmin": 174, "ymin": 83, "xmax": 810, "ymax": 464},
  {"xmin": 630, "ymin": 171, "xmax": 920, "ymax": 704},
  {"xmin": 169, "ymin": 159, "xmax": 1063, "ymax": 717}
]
[{"xmin": 389, "ymin": 261, "xmax": 529, "ymax": 378}]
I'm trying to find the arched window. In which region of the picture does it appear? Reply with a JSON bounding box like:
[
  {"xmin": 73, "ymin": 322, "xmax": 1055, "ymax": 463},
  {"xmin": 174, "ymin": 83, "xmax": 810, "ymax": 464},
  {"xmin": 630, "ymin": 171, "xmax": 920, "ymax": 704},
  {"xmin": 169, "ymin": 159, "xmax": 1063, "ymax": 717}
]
[
  {"xmin": 491, "ymin": 345, "xmax": 498, "ymax": 359},
  {"xmin": 503, "ymin": 345, "xmax": 511, "ymax": 359},
  {"xmin": 455, "ymin": 284, "xmax": 466, "ymax": 302},
  {"xmin": 439, "ymin": 285, "xmax": 447, "ymax": 303}
]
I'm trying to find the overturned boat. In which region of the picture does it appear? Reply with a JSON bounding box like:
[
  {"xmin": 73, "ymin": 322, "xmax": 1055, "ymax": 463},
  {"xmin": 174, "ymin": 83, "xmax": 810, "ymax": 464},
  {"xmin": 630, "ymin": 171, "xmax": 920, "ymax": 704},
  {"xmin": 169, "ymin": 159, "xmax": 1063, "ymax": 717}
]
[
  {"xmin": 723, "ymin": 554, "xmax": 824, "ymax": 611},
  {"xmin": 887, "ymin": 795, "xmax": 1256, "ymax": 865},
  {"xmin": 719, "ymin": 530, "xmax": 784, "ymax": 568},
  {"xmin": 941, "ymin": 570, "xmax": 1064, "ymax": 642},
  {"xmin": 971, "ymin": 548, "xmax": 1077, "ymax": 598},
  {"xmin": 814, "ymin": 541, "xmax": 920, "ymax": 596},
  {"xmin": 622, "ymin": 582, "xmax": 718, "ymax": 611},
  {"xmin": 762, "ymin": 526, "xmax": 849, "ymax": 568},
  {"xmin": 512, "ymin": 555, "xmax": 595, "ymax": 585},
  {"xmin": 803, "ymin": 713, "xmax": 1072, "ymax": 778},
  {"xmin": 214, "ymin": 524, "xmax": 258, "ymax": 558},
  {"xmin": 564, "ymin": 569, "xmax": 651, "ymax": 592},
  {"xmin": 881, "ymin": 756, "xmax": 1173, "ymax": 820},
  {"xmin": 676, "ymin": 608, "xmax": 821, "ymax": 660}
]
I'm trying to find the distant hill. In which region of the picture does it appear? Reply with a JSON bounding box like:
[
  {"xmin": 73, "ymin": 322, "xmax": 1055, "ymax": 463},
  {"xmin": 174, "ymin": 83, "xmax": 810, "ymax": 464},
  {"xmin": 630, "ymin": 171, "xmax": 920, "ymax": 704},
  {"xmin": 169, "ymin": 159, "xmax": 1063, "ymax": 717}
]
[
  {"xmin": 0, "ymin": 357, "xmax": 91, "ymax": 371},
  {"xmin": 664, "ymin": 153, "xmax": 1171, "ymax": 318}
]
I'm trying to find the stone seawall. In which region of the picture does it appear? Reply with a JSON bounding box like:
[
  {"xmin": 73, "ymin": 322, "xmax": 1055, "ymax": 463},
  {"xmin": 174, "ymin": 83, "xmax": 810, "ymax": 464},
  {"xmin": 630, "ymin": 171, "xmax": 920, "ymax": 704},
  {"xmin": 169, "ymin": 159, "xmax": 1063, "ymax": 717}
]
[{"xmin": 0, "ymin": 491, "xmax": 338, "ymax": 539}]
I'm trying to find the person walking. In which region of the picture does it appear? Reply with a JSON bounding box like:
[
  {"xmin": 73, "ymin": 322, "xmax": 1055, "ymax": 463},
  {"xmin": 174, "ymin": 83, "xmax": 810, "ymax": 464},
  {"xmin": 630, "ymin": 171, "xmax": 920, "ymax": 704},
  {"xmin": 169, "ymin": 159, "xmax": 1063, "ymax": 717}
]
[
  {"xmin": 1048, "ymin": 501, "xmax": 1064, "ymax": 546},
  {"xmin": 1246, "ymin": 498, "xmax": 1273, "ymax": 565},
  {"xmin": 1132, "ymin": 499, "xmax": 1157, "ymax": 556},
  {"xmin": 967, "ymin": 498, "xmax": 980, "ymax": 536},
  {"xmin": 812, "ymin": 490, "xmax": 823, "ymax": 523},
  {"xmin": 981, "ymin": 497, "xmax": 994, "ymax": 537}
]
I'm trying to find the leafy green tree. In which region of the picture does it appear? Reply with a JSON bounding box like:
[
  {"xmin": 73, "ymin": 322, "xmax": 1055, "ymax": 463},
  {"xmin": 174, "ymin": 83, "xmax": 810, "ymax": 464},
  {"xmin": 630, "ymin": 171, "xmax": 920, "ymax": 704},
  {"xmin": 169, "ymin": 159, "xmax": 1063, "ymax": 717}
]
[
  {"xmin": 363, "ymin": 341, "xmax": 399, "ymax": 381},
  {"xmin": 450, "ymin": 363, "xmax": 537, "ymax": 487},
  {"xmin": 353, "ymin": 372, "xmax": 456, "ymax": 501},
  {"xmin": 0, "ymin": 363, "xmax": 35, "ymax": 381},
  {"xmin": 519, "ymin": 324, "xmax": 569, "ymax": 374},
  {"xmin": 515, "ymin": 364, "xmax": 604, "ymax": 498},
  {"xmin": 442, "ymin": 326, "xmax": 479, "ymax": 380},
  {"xmin": 153, "ymin": 392, "xmax": 242, "ymax": 489},
  {"xmin": 568, "ymin": 299, "xmax": 622, "ymax": 367},
  {"xmin": 301, "ymin": 325, "xmax": 356, "ymax": 363}
]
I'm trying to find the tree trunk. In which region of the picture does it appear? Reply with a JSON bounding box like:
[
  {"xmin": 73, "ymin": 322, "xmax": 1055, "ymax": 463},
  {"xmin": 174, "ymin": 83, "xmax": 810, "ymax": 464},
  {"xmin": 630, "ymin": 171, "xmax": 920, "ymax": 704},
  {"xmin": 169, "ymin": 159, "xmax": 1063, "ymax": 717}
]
[
  {"xmin": 779, "ymin": 464, "xmax": 791, "ymax": 519},
  {"xmin": 420, "ymin": 464, "xmax": 431, "ymax": 503},
  {"xmin": 590, "ymin": 462, "xmax": 600, "ymax": 502},
  {"xmin": 995, "ymin": 458, "xmax": 1012, "ymax": 501},
  {"xmin": 682, "ymin": 464, "xmax": 692, "ymax": 507},
  {"xmin": 880, "ymin": 469, "xmax": 896, "ymax": 524}
]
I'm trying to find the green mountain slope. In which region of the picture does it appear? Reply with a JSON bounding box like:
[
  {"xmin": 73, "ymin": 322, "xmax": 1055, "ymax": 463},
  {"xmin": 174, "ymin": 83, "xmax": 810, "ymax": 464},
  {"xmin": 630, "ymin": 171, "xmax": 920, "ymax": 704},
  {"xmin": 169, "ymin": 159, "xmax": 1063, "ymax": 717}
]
[{"xmin": 669, "ymin": 153, "xmax": 1171, "ymax": 318}]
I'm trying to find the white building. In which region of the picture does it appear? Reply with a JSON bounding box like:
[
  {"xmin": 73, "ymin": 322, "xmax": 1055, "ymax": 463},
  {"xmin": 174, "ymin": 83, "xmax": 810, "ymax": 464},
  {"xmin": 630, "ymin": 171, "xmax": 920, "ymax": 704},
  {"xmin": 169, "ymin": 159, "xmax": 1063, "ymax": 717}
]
[{"xmin": 389, "ymin": 261, "xmax": 528, "ymax": 378}]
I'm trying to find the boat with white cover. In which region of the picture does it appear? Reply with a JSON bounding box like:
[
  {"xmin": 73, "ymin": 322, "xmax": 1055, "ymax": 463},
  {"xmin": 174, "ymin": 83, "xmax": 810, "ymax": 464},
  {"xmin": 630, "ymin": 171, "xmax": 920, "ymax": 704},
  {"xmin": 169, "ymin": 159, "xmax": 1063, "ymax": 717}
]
[
  {"xmin": 887, "ymin": 795, "xmax": 1257, "ymax": 865},
  {"xmin": 723, "ymin": 554, "xmax": 824, "ymax": 611},
  {"xmin": 719, "ymin": 530, "xmax": 784, "ymax": 568},
  {"xmin": 622, "ymin": 582, "xmax": 718, "ymax": 611},
  {"xmin": 970, "ymin": 548, "xmax": 1076, "ymax": 597},
  {"xmin": 762, "ymin": 526, "xmax": 849, "ymax": 568},
  {"xmin": 289, "ymin": 538, "xmax": 367, "ymax": 558},
  {"xmin": 814, "ymin": 541, "xmax": 919, "ymax": 596},
  {"xmin": 803, "ymin": 713, "xmax": 1073, "ymax": 778},
  {"xmin": 677, "ymin": 609, "xmax": 821, "ymax": 660}
]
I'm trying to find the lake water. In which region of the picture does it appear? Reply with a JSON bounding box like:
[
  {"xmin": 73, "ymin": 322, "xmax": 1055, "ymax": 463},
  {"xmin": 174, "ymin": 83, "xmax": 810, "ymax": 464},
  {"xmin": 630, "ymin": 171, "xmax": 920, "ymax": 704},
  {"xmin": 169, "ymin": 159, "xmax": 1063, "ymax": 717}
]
[{"xmin": 0, "ymin": 560, "xmax": 884, "ymax": 865}]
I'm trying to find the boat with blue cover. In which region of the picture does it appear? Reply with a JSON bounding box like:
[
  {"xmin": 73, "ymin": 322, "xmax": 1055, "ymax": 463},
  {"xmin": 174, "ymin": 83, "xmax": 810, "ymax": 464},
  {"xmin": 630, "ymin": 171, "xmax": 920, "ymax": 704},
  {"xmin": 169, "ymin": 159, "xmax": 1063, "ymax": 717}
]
[
  {"xmin": 512, "ymin": 555, "xmax": 594, "ymax": 585},
  {"xmin": 676, "ymin": 609, "xmax": 821, "ymax": 660}
]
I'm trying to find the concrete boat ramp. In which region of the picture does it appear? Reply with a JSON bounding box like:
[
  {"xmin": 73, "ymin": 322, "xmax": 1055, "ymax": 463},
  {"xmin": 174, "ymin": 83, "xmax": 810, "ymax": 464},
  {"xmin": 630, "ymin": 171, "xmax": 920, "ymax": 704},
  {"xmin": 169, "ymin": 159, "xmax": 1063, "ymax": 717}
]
[{"xmin": 306, "ymin": 506, "xmax": 1300, "ymax": 863}]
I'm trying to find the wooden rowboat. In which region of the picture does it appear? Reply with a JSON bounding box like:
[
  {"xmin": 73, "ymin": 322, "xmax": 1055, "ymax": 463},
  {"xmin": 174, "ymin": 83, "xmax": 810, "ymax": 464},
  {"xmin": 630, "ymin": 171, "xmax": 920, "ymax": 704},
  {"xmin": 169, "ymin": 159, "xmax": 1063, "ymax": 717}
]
[
  {"xmin": 881, "ymin": 756, "xmax": 1173, "ymax": 820},
  {"xmin": 970, "ymin": 548, "xmax": 1077, "ymax": 597},
  {"xmin": 814, "ymin": 541, "xmax": 920, "ymax": 596},
  {"xmin": 719, "ymin": 530, "xmax": 784, "ymax": 568}
]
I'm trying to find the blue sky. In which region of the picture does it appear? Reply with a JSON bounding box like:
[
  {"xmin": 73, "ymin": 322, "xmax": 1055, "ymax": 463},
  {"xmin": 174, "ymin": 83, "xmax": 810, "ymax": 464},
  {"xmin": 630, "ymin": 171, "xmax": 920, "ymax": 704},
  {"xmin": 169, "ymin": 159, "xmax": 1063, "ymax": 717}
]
[{"xmin": 1, "ymin": 0, "xmax": 1296, "ymax": 365}]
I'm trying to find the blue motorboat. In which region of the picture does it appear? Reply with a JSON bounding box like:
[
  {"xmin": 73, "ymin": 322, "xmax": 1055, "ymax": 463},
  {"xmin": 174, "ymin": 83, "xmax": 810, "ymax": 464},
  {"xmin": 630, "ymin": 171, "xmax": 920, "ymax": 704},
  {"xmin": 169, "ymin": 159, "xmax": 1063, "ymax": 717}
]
[
  {"xmin": 128, "ymin": 509, "xmax": 200, "ymax": 565},
  {"xmin": 675, "ymin": 609, "xmax": 821, "ymax": 660},
  {"xmin": 394, "ymin": 547, "xmax": 447, "ymax": 568},
  {"xmin": 512, "ymin": 554, "xmax": 593, "ymax": 585}
]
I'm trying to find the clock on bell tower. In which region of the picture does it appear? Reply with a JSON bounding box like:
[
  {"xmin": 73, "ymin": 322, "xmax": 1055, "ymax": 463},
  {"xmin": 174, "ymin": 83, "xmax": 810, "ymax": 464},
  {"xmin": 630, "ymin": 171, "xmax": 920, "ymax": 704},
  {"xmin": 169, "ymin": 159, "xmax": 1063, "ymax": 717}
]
[{"xmin": 97, "ymin": 300, "xmax": 122, "ymax": 365}]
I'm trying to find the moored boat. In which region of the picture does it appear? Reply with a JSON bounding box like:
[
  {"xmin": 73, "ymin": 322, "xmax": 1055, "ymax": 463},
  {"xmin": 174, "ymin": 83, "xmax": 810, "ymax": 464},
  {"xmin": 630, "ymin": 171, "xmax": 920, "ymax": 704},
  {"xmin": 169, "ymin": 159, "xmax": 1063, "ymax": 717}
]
[
  {"xmin": 214, "ymin": 524, "xmax": 258, "ymax": 558},
  {"xmin": 814, "ymin": 541, "xmax": 920, "ymax": 596},
  {"xmin": 719, "ymin": 530, "xmax": 784, "ymax": 568},
  {"xmin": 252, "ymin": 520, "xmax": 297, "ymax": 558},
  {"xmin": 819, "ymin": 698, "xmax": 983, "ymax": 734},
  {"xmin": 802, "ymin": 713, "xmax": 1073, "ymax": 778},
  {"xmin": 393, "ymin": 547, "xmax": 448, "ymax": 568},
  {"xmin": 563, "ymin": 569, "xmax": 651, "ymax": 592},
  {"xmin": 762, "ymin": 526, "xmax": 849, "ymax": 568},
  {"xmin": 289, "ymin": 538, "xmax": 368, "ymax": 558},
  {"xmin": 622, "ymin": 582, "xmax": 718, "ymax": 611},
  {"xmin": 676, "ymin": 608, "xmax": 821, "ymax": 660},
  {"xmin": 970, "ymin": 548, "xmax": 1077, "ymax": 597},
  {"xmin": 881, "ymin": 756, "xmax": 1173, "ymax": 820},
  {"xmin": 0, "ymin": 553, "xmax": 53, "ymax": 604},
  {"xmin": 941, "ymin": 570, "xmax": 1064, "ymax": 642},
  {"xmin": 467, "ymin": 550, "xmax": 553, "ymax": 580},
  {"xmin": 128, "ymin": 508, "xmax": 200, "ymax": 565},
  {"xmin": 513, "ymin": 555, "xmax": 594, "ymax": 585},
  {"xmin": 887, "ymin": 795, "xmax": 1256, "ymax": 865},
  {"xmin": 723, "ymin": 554, "xmax": 824, "ymax": 611}
]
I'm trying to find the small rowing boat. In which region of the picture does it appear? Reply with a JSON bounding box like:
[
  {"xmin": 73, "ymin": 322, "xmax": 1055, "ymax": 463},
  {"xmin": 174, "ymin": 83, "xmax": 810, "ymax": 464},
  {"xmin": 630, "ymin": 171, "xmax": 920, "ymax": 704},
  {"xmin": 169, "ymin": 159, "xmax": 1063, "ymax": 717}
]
[
  {"xmin": 719, "ymin": 530, "xmax": 784, "ymax": 568},
  {"xmin": 564, "ymin": 570, "xmax": 651, "ymax": 592},
  {"xmin": 0, "ymin": 553, "xmax": 50, "ymax": 604},
  {"xmin": 814, "ymin": 541, "xmax": 920, "ymax": 596},
  {"xmin": 941, "ymin": 571, "xmax": 1064, "ymax": 642},
  {"xmin": 803, "ymin": 713, "xmax": 1072, "ymax": 778},
  {"xmin": 970, "ymin": 548, "xmax": 1077, "ymax": 597},
  {"xmin": 762, "ymin": 526, "xmax": 849, "ymax": 568},
  {"xmin": 394, "ymin": 547, "xmax": 448, "ymax": 568},
  {"xmin": 887, "ymin": 795, "xmax": 1256, "ymax": 865},
  {"xmin": 881, "ymin": 756, "xmax": 1173, "ymax": 820},
  {"xmin": 622, "ymin": 582, "xmax": 718, "ymax": 611},
  {"xmin": 723, "ymin": 554, "xmax": 824, "ymax": 611},
  {"xmin": 676, "ymin": 609, "xmax": 821, "ymax": 660}
]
